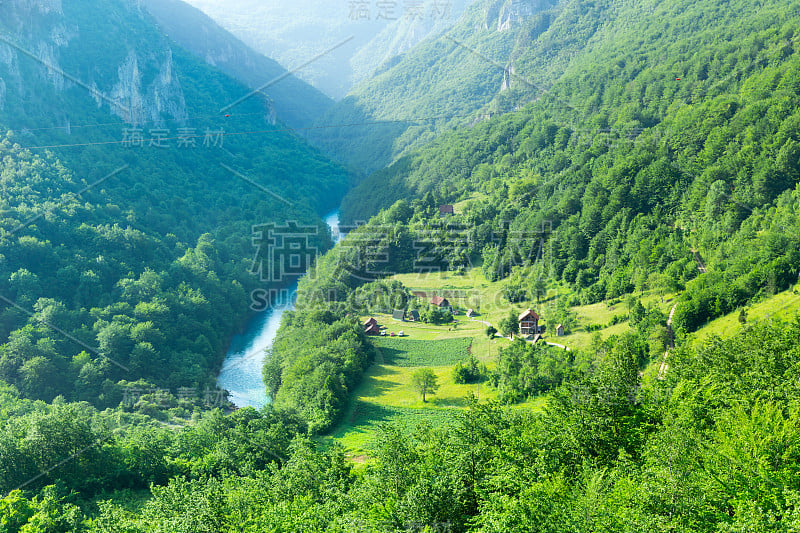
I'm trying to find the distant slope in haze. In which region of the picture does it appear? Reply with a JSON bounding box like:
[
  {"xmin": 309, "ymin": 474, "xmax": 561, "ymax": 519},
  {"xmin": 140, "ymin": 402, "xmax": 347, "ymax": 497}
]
[
  {"xmin": 309, "ymin": 0, "xmax": 566, "ymax": 175},
  {"xmin": 141, "ymin": 0, "xmax": 333, "ymax": 130},
  {"xmin": 184, "ymin": 0, "xmax": 475, "ymax": 99}
]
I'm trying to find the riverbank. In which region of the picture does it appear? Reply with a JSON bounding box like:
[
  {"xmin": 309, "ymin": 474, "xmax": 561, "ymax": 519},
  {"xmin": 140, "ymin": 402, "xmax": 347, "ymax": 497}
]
[{"xmin": 217, "ymin": 209, "xmax": 343, "ymax": 408}]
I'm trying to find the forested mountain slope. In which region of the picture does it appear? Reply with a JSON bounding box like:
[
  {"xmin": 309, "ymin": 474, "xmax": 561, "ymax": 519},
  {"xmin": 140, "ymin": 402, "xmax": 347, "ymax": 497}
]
[
  {"xmin": 271, "ymin": 0, "xmax": 800, "ymax": 430},
  {"xmin": 338, "ymin": 0, "xmax": 800, "ymax": 332},
  {"xmin": 310, "ymin": 0, "xmax": 565, "ymax": 174},
  {"xmin": 0, "ymin": 0, "xmax": 349, "ymax": 404}
]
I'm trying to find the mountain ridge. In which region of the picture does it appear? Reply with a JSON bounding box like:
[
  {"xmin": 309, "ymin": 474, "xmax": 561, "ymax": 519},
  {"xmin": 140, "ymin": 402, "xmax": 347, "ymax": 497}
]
[{"xmin": 140, "ymin": 0, "xmax": 333, "ymax": 130}]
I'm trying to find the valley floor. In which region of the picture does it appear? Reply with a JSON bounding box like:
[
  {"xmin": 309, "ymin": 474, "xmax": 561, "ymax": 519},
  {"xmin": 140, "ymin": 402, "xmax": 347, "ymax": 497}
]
[{"xmin": 326, "ymin": 267, "xmax": 800, "ymax": 458}]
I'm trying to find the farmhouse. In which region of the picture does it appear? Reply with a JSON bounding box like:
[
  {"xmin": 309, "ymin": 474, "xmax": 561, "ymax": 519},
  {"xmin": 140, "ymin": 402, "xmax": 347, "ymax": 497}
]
[
  {"xmin": 431, "ymin": 296, "xmax": 452, "ymax": 312},
  {"xmin": 519, "ymin": 309, "xmax": 544, "ymax": 336}
]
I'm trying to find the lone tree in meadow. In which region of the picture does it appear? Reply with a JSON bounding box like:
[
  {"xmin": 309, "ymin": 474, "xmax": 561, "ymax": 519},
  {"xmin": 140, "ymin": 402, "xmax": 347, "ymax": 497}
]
[
  {"xmin": 411, "ymin": 368, "xmax": 439, "ymax": 402},
  {"xmin": 499, "ymin": 309, "xmax": 519, "ymax": 338}
]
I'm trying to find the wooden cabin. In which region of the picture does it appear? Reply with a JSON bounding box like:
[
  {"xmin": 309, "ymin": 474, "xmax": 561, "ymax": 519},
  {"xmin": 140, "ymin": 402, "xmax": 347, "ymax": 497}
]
[
  {"xmin": 518, "ymin": 309, "xmax": 540, "ymax": 336},
  {"xmin": 431, "ymin": 296, "xmax": 452, "ymax": 311}
]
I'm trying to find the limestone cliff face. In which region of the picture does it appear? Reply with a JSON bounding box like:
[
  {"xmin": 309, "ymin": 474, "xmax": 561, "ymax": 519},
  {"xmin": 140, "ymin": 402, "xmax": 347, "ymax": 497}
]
[
  {"xmin": 108, "ymin": 49, "xmax": 188, "ymax": 126},
  {"xmin": 0, "ymin": 0, "xmax": 188, "ymax": 126},
  {"xmin": 485, "ymin": 0, "xmax": 555, "ymax": 32}
]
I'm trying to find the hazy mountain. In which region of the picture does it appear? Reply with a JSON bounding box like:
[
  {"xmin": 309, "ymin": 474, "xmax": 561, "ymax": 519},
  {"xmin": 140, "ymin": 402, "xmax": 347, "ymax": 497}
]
[
  {"xmin": 140, "ymin": 0, "xmax": 333, "ymax": 129},
  {"xmin": 184, "ymin": 0, "xmax": 475, "ymax": 99},
  {"xmin": 309, "ymin": 0, "xmax": 562, "ymax": 175}
]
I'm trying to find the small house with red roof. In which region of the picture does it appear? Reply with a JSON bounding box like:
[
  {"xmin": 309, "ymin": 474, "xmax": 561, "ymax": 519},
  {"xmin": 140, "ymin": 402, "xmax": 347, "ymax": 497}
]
[
  {"xmin": 518, "ymin": 309, "xmax": 542, "ymax": 336},
  {"xmin": 431, "ymin": 296, "xmax": 452, "ymax": 312}
]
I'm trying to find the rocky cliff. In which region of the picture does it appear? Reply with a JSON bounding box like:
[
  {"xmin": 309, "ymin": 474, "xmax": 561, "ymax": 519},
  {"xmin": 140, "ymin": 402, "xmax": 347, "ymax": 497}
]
[{"xmin": 0, "ymin": 0, "xmax": 189, "ymax": 127}]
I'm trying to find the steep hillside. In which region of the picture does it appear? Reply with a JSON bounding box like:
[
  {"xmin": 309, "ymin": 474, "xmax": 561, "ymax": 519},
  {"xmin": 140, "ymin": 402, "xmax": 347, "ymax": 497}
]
[
  {"xmin": 185, "ymin": 0, "xmax": 475, "ymax": 99},
  {"xmin": 140, "ymin": 0, "xmax": 333, "ymax": 129},
  {"xmin": 267, "ymin": 0, "xmax": 800, "ymax": 434},
  {"xmin": 0, "ymin": 0, "xmax": 349, "ymax": 403},
  {"xmin": 308, "ymin": 0, "xmax": 574, "ymax": 174},
  {"xmin": 337, "ymin": 0, "xmax": 800, "ymax": 334}
]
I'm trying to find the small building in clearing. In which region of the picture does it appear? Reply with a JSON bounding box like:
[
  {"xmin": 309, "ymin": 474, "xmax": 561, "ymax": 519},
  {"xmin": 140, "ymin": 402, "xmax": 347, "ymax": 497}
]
[
  {"xmin": 519, "ymin": 309, "xmax": 542, "ymax": 336},
  {"xmin": 556, "ymin": 324, "xmax": 565, "ymax": 336},
  {"xmin": 392, "ymin": 309, "xmax": 406, "ymax": 321},
  {"xmin": 431, "ymin": 296, "xmax": 452, "ymax": 312},
  {"xmin": 364, "ymin": 317, "xmax": 378, "ymax": 328},
  {"xmin": 439, "ymin": 205, "xmax": 454, "ymax": 217},
  {"xmin": 365, "ymin": 323, "xmax": 381, "ymax": 336},
  {"xmin": 408, "ymin": 309, "xmax": 421, "ymax": 322}
]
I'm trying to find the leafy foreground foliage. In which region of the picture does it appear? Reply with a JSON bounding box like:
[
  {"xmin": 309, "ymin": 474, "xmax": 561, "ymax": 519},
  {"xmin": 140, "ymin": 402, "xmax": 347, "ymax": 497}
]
[{"xmin": 2, "ymin": 318, "xmax": 800, "ymax": 531}]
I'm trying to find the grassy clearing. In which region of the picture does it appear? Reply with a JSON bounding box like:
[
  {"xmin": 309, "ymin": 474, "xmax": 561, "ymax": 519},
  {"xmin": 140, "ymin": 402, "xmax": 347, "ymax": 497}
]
[
  {"xmin": 326, "ymin": 356, "xmax": 502, "ymax": 454},
  {"xmin": 324, "ymin": 333, "xmax": 514, "ymax": 455},
  {"xmin": 346, "ymin": 360, "xmax": 501, "ymax": 410},
  {"xmin": 562, "ymin": 291, "xmax": 678, "ymax": 351},
  {"xmin": 365, "ymin": 312, "xmax": 486, "ymax": 340},
  {"xmin": 452, "ymin": 193, "xmax": 486, "ymax": 214},
  {"xmin": 391, "ymin": 267, "xmax": 677, "ymax": 351},
  {"xmin": 328, "ymin": 402, "xmax": 459, "ymax": 453},
  {"xmin": 332, "ymin": 267, "xmax": 680, "ymax": 456},
  {"xmin": 371, "ymin": 337, "xmax": 472, "ymax": 367},
  {"xmin": 691, "ymin": 286, "xmax": 800, "ymax": 345}
]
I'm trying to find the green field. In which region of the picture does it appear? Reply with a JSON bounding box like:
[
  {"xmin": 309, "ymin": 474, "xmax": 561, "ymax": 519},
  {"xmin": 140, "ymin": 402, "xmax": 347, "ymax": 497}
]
[
  {"xmin": 690, "ymin": 286, "xmax": 800, "ymax": 345},
  {"xmin": 332, "ymin": 267, "xmax": 681, "ymax": 457},
  {"xmin": 327, "ymin": 402, "xmax": 459, "ymax": 455},
  {"xmin": 326, "ymin": 334, "xmax": 507, "ymax": 455},
  {"xmin": 371, "ymin": 337, "xmax": 473, "ymax": 366}
]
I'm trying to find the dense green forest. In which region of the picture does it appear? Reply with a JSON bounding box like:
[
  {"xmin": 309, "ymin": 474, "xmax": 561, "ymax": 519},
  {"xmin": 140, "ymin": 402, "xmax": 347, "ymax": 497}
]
[
  {"xmin": 2, "ymin": 317, "xmax": 800, "ymax": 531},
  {"xmin": 0, "ymin": 0, "xmax": 349, "ymax": 405},
  {"xmin": 3, "ymin": 0, "xmax": 800, "ymax": 530}
]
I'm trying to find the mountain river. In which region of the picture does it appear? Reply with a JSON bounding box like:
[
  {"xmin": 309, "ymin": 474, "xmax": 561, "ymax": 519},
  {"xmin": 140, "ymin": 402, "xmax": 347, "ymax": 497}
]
[{"xmin": 216, "ymin": 210, "xmax": 343, "ymax": 408}]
